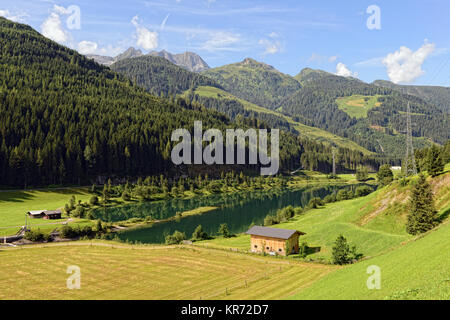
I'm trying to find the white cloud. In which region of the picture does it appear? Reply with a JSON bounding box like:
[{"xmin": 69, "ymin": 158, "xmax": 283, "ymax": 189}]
[
  {"xmin": 201, "ymin": 31, "xmax": 241, "ymax": 52},
  {"xmin": 78, "ymin": 41, "xmax": 98, "ymax": 54},
  {"xmin": 0, "ymin": 9, "xmax": 28, "ymax": 22},
  {"xmin": 382, "ymin": 40, "xmax": 435, "ymax": 84},
  {"xmin": 41, "ymin": 11, "xmax": 69, "ymax": 43},
  {"xmin": 259, "ymin": 33, "xmax": 282, "ymax": 55},
  {"xmin": 307, "ymin": 53, "xmax": 338, "ymax": 64},
  {"xmin": 328, "ymin": 55, "xmax": 338, "ymax": 62},
  {"xmin": 336, "ymin": 62, "xmax": 358, "ymax": 78},
  {"xmin": 160, "ymin": 13, "xmax": 170, "ymax": 30},
  {"xmin": 131, "ymin": 15, "xmax": 158, "ymax": 51},
  {"xmin": 355, "ymin": 56, "xmax": 383, "ymax": 67},
  {"xmin": 259, "ymin": 39, "xmax": 280, "ymax": 54}
]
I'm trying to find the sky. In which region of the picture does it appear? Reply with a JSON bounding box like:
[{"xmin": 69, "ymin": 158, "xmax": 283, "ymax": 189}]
[{"xmin": 1, "ymin": 0, "xmax": 449, "ymax": 86}]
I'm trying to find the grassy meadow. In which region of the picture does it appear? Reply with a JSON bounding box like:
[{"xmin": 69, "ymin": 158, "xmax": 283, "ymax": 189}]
[
  {"xmin": 188, "ymin": 86, "xmax": 374, "ymax": 155},
  {"xmin": 0, "ymin": 242, "xmax": 335, "ymax": 300},
  {"xmin": 291, "ymin": 219, "xmax": 450, "ymax": 299},
  {"xmin": 0, "ymin": 188, "xmax": 94, "ymax": 236},
  {"xmin": 336, "ymin": 94, "xmax": 383, "ymax": 119},
  {"xmin": 198, "ymin": 171, "xmax": 450, "ymax": 263}
]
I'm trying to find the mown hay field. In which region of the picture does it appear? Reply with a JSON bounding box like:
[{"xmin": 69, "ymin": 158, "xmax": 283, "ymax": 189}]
[{"xmin": 0, "ymin": 242, "xmax": 335, "ymax": 300}]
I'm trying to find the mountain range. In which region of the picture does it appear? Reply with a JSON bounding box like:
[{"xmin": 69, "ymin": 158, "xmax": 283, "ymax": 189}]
[
  {"xmin": 2, "ymin": 17, "xmax": 385, "ymax": 187},
  {"xmin": 1, "ymin": 16, "xmax": 449, "ymax": 187},
  {"xmin": 87, "ymin": 47, "xmax": 210, "ymax": 72}
]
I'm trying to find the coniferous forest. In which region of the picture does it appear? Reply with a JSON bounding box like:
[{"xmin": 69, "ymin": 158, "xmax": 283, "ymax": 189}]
[{"xmin": 0, "ymin": 17, "xmax": 386, "ymax": 188}]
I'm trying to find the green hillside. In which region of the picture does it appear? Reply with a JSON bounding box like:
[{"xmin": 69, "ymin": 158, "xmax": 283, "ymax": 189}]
[
  {"xmin": 110, "ymin": 55, "xmax": 218, "ymax": 96},
  {"xmin": 373, "ymin": 80, "xmax": 450, "ymax": 113},
  {"xmin": 202, "ymin": 58, "xmax": 302, "ymax": 110},
  {"xmin": 282, "ymin": 68, "xmax": 449, "ymax": 156},
  {"xmin": 291, "ymin": 218, "xmax": 450, "ymax": 299},
  {"xmin": 0, "ymin": 17, "xmax": 246, "ymax": 188},
  {"xmin": 188, "ymin": 86, "xmax": 375, "ymax": 155},
  {"xmin": 336, "ymin": 94, "xmax": 383, "ymax": 119},
  {"xmin": 198, "ymin": 170, "xmax": 450, "ymax": 264}
]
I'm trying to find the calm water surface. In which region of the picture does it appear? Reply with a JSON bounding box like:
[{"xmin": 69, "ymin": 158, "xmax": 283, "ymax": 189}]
[{"xmin": 111, "ymin": 185, "xmax": 347, "ymax": 244}]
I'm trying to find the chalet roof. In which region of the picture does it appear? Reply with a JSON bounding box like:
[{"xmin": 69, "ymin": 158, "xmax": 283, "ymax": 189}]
[
  {"xmin": 28, "ymin": 210, "xmax": 47, "ymax": 215},
  {"xmin": 245, "ymin": 226, "xmax": 305, "ymax": 240},
  {"xmin": 44, "ymin": 210, "xmax": 62, "ymax": 215}
]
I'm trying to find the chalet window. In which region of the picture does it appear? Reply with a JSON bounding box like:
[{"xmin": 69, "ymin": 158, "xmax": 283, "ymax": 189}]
[
  {"xmin": 254, "ymin": 245, "xmax": 257, "ymax": 248},
  {"xmin": 266, "ymin": 247, "xmax": 269, "ymax": 250},
  {"xmin": 278, "ymin": 248, "xmax": 282, "ymax": 252}
]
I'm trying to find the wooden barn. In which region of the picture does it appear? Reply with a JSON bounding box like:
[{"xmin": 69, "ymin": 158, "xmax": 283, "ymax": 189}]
[
  {"xmin": 27, "ymin": 209, "xmax": 61, "ymax": 219},
  {"xmin": 245, "ymin": 226, "xmax": 305, "ymax": 256},
  {"xmin": 43, "ymin": 210, "xmax": 62, "ymax": 220},
  {"xmin": 27, "ymin": 210, "xmax": 47, "ymax": 219}
]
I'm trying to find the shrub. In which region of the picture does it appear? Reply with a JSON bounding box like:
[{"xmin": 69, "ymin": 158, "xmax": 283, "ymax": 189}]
[
  {"xmin": 165, "ymin": 230, "xmax": 186, "ymax": 245},
  {"xmin": 264, "ymin": 214, "xmax": 278, "ymax": 226},
  {"xmin": 191, "ymin": 225, "xmax": 209, "ymax": 241},
  {"xmin": 323, "ymin": 194, "xmax": 336, "ymax": 203},
  {"xmin": 336, "ymin": 189, "xmax": 352, "ymax": 201},
  {"xmin": 377, "ymin": 164, "xmax": 393, "ymax": 186},
  {"xmin": 355, "ymin": 185, "xmax": 373, "ymax": 197},
  {"xmin": 71, "ymin": 205, "xmax": 85, "ymax": 218},
  {"xmin": 307, "ymin": 197, "xmax": 323, "ymax": 209},
  {"xmin": 24, "ymin": 229, "xmax": 46, "ymax": 242},
  {"xmin": 59, "ymin": 225, "xmax": 78, "ymax": 239}
]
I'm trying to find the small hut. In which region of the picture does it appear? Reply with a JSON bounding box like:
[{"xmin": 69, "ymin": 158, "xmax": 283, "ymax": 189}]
[
  {"xmin": 43, "ymin": 210, "xmax": 62, "ymax": 219},
  {"xmin": 245, "ymin": 226, "xmax": 305, "ymax": 256}
]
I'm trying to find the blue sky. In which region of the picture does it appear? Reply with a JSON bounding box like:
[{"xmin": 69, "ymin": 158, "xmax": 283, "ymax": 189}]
[{"xmin": 1, "ymin": 0, "xmax": 449, "ymax": 85}]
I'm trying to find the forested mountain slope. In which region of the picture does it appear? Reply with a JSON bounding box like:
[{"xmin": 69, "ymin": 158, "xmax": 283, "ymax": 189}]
[
  {"xmin": 202, "ymin": 58, "xmax": 302, "ymax": 110},
  {"xmin": 0, "ymin": 17, "xmax": 235, "ymax": 187},
  {"xmin": 0, "ymin": 18, "xmax": 385, "ymax": 188},
  {"xmin": 110, "ymin": 55, "xmax": 218, "ymax": 96},
  {"xmin": 373, "ymin": 80, "xmax": 450, "ymax": 113},
  {"xmin": 281, "ymin": 68, "xmax": 449, "ymax": 156}
]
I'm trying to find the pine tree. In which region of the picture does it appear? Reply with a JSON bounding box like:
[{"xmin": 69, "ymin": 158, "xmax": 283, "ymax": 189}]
[
  {"xmin": 406, "ymin": 174, "xmax": 438, "ymax": 235},
  {"xmin": 332, "ymin": 234, "xmax": 350, "ymax": 265},
  {"xmin": 218, "ymin": 223, "xmax": 230, "ymax": 238},
  {"xmin": 426, "ymin": 144, "xmax": 444, "ymax": 177},
  {"xmin": 376, "ymin": 164, "xmax": 393, "ymax": 186}
]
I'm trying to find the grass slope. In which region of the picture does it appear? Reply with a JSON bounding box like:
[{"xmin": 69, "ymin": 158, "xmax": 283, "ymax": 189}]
[
  {"xmin": 0, "ymin": 188, "xmax": 93, "ymax": 236},
  {"xmin": 290, "ymin": 219, "xmax": 450, "ymax": 300},
  {"xmin": 336, "ymin": 94, "xmax": 383, "ymax": 119},
  {"xmin": 199, "ymin": 171, "xmax": 450, "ymax": 264},
  {"xmin": 190, "ymin": 86, "xmax": 374, "ymax": 155},
  {"xmin": 0, "ymin": 242, "xmax": 334, "ymax": 300}
]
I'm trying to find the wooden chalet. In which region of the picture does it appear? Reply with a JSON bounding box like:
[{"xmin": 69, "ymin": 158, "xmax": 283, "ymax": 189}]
[{"xmin": 245, "ymin": 225, "xmax": 305, "ymax": 256}]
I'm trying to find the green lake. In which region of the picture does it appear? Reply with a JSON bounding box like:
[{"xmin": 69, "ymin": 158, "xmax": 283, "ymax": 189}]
[{"xmin": 109, "ymin": 184, "xmax": 351, "ymax": 244}]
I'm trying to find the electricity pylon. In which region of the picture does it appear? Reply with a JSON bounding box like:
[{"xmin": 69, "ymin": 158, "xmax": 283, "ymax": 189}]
[{"xmin": 404, "ymin": 102, "xmax": 417, "ymax": 176}]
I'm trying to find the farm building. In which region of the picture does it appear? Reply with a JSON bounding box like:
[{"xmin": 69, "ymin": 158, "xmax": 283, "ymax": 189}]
[
  {"xmin": 245, "ymin": 226, "xmax": 305, "ymax": 256},
  {"xmin": 27, "ymin": 210, "xmax": 47, "ymax": 218},
  {"xmin": 27, "ymin": 210, "xmax": 62, "ymax": 219},
  {"xmin": 43, "ymin": 210, "xmax": 62, "ymax": 219}
]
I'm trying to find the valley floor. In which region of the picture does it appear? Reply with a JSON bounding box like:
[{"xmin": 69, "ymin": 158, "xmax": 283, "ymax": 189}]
[
  {"xmin": 0, "ymin": 169, "xmax": 448, "ymax": 300},
  {"xmin": 0, "ymin": 242, "xmax": 335, "ymax": 300}
]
